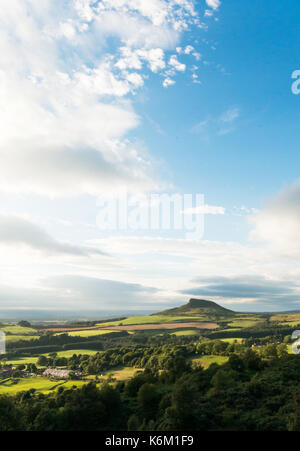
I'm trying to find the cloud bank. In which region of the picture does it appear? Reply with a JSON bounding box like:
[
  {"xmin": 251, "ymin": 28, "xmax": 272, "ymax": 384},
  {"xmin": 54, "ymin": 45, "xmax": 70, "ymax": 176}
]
[{"xmin": 0, "ymin": 0, "xmax": 201, "ymax": 197}]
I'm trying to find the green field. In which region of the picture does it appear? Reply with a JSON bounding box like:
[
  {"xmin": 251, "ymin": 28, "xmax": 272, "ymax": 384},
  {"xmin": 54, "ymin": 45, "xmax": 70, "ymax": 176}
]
[
  {"xmin": 3, "ymin": 349, "xmax": 100, "ymax": 367},
  {"xmin": 222, "ymin": 327, "xmax": 243, "ymax": 332},
  {"xmin": 270, "ymin": 313, "xmax": 300, "ymax": 323},
  {"xmin": 56, "ymin": 329, "xmax": 118, "ymax": 337},
  {"xmin": 278, "ymin": 321, "xmax": 300, "ymax": 327},
  {"xmin": 220, "ymin": 338, "xmax": 243, "ymax": 344},
  {"xmin": 192, "ymin": 355, "xmax": 229, "ymax": 369},
  {"xmin": 99, "ymin": 315, "xmax": 207, "ymax": 327},
  {"xmin": 2, "ymin": 356, "xmax": 40, "ymax": 366},
  {"xmin": 0, "ymin": 377, "xmax": 89, "ymax": 395},
  {"xmin": 0, "ymin": 325, "xmax": 37, "ymax": 335},
  {"xmin": 171, "ymin": 330, "xmax": 200, "ymax": 336},
  {"xmin": 227, "ymin": 319, "xmax": 262, "ymax": 328},
  {"xmin": 105, "ymin": 367, "xmax": 143, "ymax": 381},
  {"xmin": 0, "ymin": 366, "xmax": 143, "ymax": 395}
]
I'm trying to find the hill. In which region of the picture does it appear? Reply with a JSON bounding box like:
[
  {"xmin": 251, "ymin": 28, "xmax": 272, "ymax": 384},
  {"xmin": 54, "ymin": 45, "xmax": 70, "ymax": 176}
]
[{"xmin": 157, "ymin": 298, "xmax": 235, "ymax": 318}]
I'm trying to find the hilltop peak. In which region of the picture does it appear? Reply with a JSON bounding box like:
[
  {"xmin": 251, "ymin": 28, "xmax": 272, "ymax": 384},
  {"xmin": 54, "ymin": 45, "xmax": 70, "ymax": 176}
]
[
  {"xmin": 188, "ymin": 298, "xmax": 220, "ymax": 308},
  {"xmin": 157, "ymin": 298, "xmax": 234, "ymax": 317}
]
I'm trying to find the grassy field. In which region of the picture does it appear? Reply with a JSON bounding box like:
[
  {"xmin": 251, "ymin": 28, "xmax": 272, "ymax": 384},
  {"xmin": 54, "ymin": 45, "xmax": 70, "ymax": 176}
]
[
  {"xmin": 0, "ymin": 377, "xmax": 65, "ymax": 395},
  {"xmin": 46, "ymin": 349, "xmax": 99, "ymax": 358},
  {"xmin": 3, "ymin": 349, "xmax": 100, "ymax": 367},
  {"xmin": 192, "ymin": 355, "xmax": 229, "ymax": 369},
  {"xmin": 0, "ymin": 376, "xmax": 91, "ymax": 395},
  {"xmin": 99, "ymin": 315, "xmax": 205, "ymax": 327},
  {"xmin": 0, "ymin": 325, "xmax": 37, "ymax": 335},
  {"xmin": 220, "ymin": 338, "xmax": 243, "ymax": 344},
  {"xmin": 170, "ymin": 330, "xmax": 200, "ymax": 336},
  {"xmin": 55, "ymin": 329, "xmax": 118, "ymax": 337},
  {"xmin": 0, "ymin": 366, "xmax": 143, "ymax": 395},
  {"xmin": 278, "ymin": 321, "xmax": 300, "ymax": 327},
  {"xmin": 222, "ymin": 327, "xmax": 243, "ymax": 332},
  {"xmin": 2, "ymin": 356, "xmax": 40, "ymax": 366},
  {"xmin": 105, "ymin": 367, "xmax": 142, "ymax": 381},
  {"xmin": 227, "ymin": 319, "xmax": 262, "ymax": 328},
  {"xmin": 270, "ymin": 313, "xmax": 300, "ymax": 323}
]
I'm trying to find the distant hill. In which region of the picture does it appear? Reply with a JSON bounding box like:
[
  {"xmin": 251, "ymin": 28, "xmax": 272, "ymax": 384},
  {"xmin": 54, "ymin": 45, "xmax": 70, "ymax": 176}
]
[{"xmin": 157, "ymin": 298, "xmax": 235, "ymax": 318}]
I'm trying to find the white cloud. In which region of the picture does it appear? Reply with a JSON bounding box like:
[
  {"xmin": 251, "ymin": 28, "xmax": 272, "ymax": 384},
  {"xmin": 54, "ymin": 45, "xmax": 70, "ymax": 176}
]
[
  {"xmin": 169, "ymin": 55, "xmax": 186, "ymax": 72},
  {"xmin": 42, "ymin": 274, "xmax": 159, "ymax": 308},
  {"xmin": 250, "ymin": 181, "xmax": 300, "ymax": 258},
  {"xmin": 206, "ymin": 0, "xmax": 221, "ymax": 11},
  {"xmin": 163, "ymin": 77, "xmax": 176, "ymax": 88},
  {"xmin": 220, "ymin": 107, "xmax": 240, "ymax": 123},
  {"xmin": 182, "ymin": 205, "xmax": 226, "ymax": 215},
  {"xmin": 0, "ymin": 214, "xmax": 106, "ymax": 257},
  {"xmin": 192, "ymin": 106, "xmax": 240, "ymax": 137},
  {"xmin": 0, "ymin": 275, "xmax": 161, "ymax": 310},
  {"xmin": 0, "ymin": 0, "xmax": 199, "ymax": 198},
  {"xmin": 116, "ymin": 47, "xmax": 166, "ymax": 73},
  {"xmin": 184, "ymin": 45, "xmax": 194, "ymax": 54}
]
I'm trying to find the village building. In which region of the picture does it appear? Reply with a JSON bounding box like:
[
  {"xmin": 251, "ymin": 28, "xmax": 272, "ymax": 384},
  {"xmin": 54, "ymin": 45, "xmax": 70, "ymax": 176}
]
[{"xmin": 43, "ymin": 368, "xmax": 81, "ymax": 379}]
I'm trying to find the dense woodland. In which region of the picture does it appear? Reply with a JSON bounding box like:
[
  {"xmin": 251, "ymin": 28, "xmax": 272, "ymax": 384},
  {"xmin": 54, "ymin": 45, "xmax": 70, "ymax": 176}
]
[{"xmin": 2, "ymin": 350, "xmax": 300, "ymax": 431}]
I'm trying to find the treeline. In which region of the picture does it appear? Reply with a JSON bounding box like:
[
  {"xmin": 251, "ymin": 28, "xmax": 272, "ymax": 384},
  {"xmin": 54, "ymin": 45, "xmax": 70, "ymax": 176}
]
[
  {"xmin": 2, "ymin": 351, "xmax": 300, "ymax": 430},
  {"xmin": 32, "ymin": 340, "xmax": 268, "ymax": 374},
  {"xmin": 207, "ymin": 323, "xmax": 295, "ymax": 340},
  {"xmin": 4, "ymin": 330, "xmax": 201, "ymax": 359},
  {"xmin": 6, "ymin": 331, "xmax": 128, "ymax": 350}
]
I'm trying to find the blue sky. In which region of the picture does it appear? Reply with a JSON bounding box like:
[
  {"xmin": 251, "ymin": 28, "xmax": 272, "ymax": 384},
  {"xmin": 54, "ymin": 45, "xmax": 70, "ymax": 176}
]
[{"xmin": 0, "ymin": 0, "xmax": 300, "ymax": 313}]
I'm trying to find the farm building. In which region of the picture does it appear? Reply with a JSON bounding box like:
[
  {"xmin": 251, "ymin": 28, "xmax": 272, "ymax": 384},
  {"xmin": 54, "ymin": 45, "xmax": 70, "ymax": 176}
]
[
  {"xmin": 43, "ymin": 368, "xmax": 81, "ymax": 379},
  {"xmin": 43, "ymin": 368, "xmax": 71, "ymax": 379}
]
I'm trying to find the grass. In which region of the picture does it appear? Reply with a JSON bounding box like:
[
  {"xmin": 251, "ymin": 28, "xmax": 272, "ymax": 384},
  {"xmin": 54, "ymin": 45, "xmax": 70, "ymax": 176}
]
[
  {"xmin": 55, "ymin": 329, "xmax": 118, "ymax": 337},
  {"xmin": 2, "ymin": 349, "xmax": 100, "ymax": 367},
  {"xmin": 192, "ymin": 355, "xmax": 229, "ymax": 369},
  {"xmin": 0, "ymin": 377, "xmax": 94, "ymax": 395},
  {"xmin": 171, "ymin": 330, "xmax": 200, "ymax": 336},
  {"xmin": 59, "ymin": 380, "xmax": 90, "ymax": 391},
  {"xmin": 104, "ymin": 367, "xmax": 142, "ymax": 381},
  {"xmin": 220, "ymin": 338, "xmax": 243, "ymax": 344},
  {"xmin": 270, "ymin": 313, "xmax": 300, "ymax": 323},
  {"xmin": 278, "ymin": 321, "xmax": 300, "ymax": 327},
  {"xmin": 0, "ymin": 325, "xmax": 37, "ymax": 335},
  {"xmin": 222, "ymin": 327, "xmax": 243, "ymax": 332},
  {"xmin": 47, "ymin": 349, "xmax": 99, "ymax": 359},
  {"xmin": 0, "ymin": 377, "xmax": 65, "ymax": 395},
  {"xmin": 0, "ymin": 366, "xmax": 143, "ymax": 395},
  {"xmin": 98, "ymin": 315, "xmax": 206, "ymax": 327},
  {"xmin": 85, "ymin": 367, "xmax": 143, "ymax": 382},
  {"xmin": 227, "ymin": 319, "xmax": 262, "ymax": 328},
  {"xmin": 2, "ymin": 356, "xmax": 40, "ymax": 366}
]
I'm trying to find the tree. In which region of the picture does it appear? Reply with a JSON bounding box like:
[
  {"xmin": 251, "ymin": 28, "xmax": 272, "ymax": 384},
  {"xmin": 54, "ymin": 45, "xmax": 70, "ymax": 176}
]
[
  {"xmin": 137, "ymin": 383, "xmax": 160, "ymax": 421},
  {"xmin": 127, "ymin": 414, "xmax": 140, "ymax": 431},
  {"xmin": 228, "ymin": 354, "xmax": 245, "ymax": 372},
  {"xmin": 26, "ymin": 363, "xmax": 38, "ymax": 373},
  {"xmin": 37, "ymin": 355, "xmax": 49, "ymax": 367},
  {"xmin": 0, "ymin": 396, "xmax": 24, "ymax": 431},
  {"xmin": 18, "ymin": 320, "xmax": 32, "ymax": 328},
  {"xmin": 277, "ymin": 344, "xmax": 288, "ymax": 358}
]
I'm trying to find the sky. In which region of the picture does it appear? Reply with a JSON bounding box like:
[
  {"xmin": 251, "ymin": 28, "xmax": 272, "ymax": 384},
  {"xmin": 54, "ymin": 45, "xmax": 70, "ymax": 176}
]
[{"xmin": 1, "ymin": 0, "xmax": 300, "ymax": 313}]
